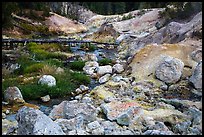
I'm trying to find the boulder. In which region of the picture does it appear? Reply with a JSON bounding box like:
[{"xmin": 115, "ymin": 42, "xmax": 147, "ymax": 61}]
[
  {"xmin": 49, "ymin": 101, "xmax": 67, "ymax": 120},
  {"xmin": 100, "ymin": 101, "xmax": 142, "ymax": 124},
  {"xmin": 16, "ymin": 106, "xmax": 65, "ymax": 135},
  {"xmin": 99, "ymin": 74, "xmax": 111, "ymax": 84},
  {"xmin": 38, "ymin": 75, "xmax": 56, "ymax": 87},
  {"xmin": 83, "ymin": 61, "xmax": 99, "ymax": 75},
  {"xmin": 155, "ymin": 56, "xmax": 184, "ymax": 84},
  {"xmin": 96, "ymin": 65, "xmax": 112, "ymax": 76},
  {"xmin": 112, "ymin": 63, "xmax": 124, "ymax": 73},
  {"xmin": 4, "ymin": 86, "xmax": 24, "ymax": 104},
  {"xmin": 189, "ymin": 61, "xmax": 202, "ymax": 89},
  {"xmin": 64, "ymin": 101, "xmax": 97, "ymax": 124}
]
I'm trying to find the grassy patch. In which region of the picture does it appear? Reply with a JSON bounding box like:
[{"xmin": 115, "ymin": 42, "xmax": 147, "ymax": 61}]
[
  {"xmin": 68, "ymin": 60, "xmax": 85, "ymax": 71},
  {"xmin": 44, "ymin": 59, "xmax": 63, "ymax": 67},
  {"xmin": 24, "ymin": 63, "xmax": 45, "ymax": 74},
  {"xmin": 3, "ymin": 41, "xmax": 92, "ymax": 100},
  {"xmin": 70, "ymin": 72, "xmax": 91, "ymax": 85},
  {"xmin": 27, "ymin": 43, "xmax": 67, "ymax": 60},
  {"xmin": 98, "ymin": 58, "xmax": 112, "ymax": 66},
  {"xmin": 80, "ymin": 43, "xmax": 97, "ymax": 51}
]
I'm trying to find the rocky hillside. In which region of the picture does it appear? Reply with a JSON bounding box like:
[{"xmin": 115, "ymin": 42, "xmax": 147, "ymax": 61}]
[{"xmin": 2, "ymin": 4, "xmax": 202, "ymax": 135}]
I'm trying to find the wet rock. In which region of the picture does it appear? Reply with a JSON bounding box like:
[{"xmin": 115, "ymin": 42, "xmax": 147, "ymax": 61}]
[
  {"xmin": 79, "ymin": 85, "xmax": 89, "ymax": 92},
  {"xmin": 75, "ymin": 88, "xmax": 82, "ymax": 94},
  {"xmin": 99, "ymin": 74, "xmax": 111, "ymax": 84},
  {"xmin": 112, "ymin": 63, "xmax": 124, "ymax": 73},
  {"xmin": 38, "ymin": 75, "xmax": 56, "ymax": 87},
  {"xmin": 155, "ymin": 56, "xmax": 184, "ymax": 84},
  {"xmin": 2, "ymin": 113, "xmax": 6, "ymax": 119},
  {"xmin": 4, "ymin": 86, "xmax": 25, "ymax": 104},
  {"xmin": 96, "ymin": 65, "xmax": 112, "ymax": 76},
  {"xmin": 5, "ymin": 109, "xmax": 10, "ymax": 115},
  {"xmin": 16, "ymin": 106, "xmax": 65, "ymax": 135},
  {"xmin": 40, "ymin": 95, "xmax": 50, "ymax": 102},
  {"xmin": 189, "ymin": 61, "xmax": 202, "ymax": 90}
]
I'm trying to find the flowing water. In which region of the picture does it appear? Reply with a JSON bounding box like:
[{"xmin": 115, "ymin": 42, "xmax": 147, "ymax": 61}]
[{"xmin": 25, "ymin": 42, "xmax": 118, "ymax": 115}]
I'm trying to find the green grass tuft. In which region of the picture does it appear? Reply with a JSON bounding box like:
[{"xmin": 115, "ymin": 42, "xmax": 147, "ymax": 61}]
[
  {"xmin": 68, "ymin": 60, "xmax": 85, "ymax": 71},
  {"xmin": 98, "ymin": 58, "xmax": 112, "ymax": 66}
]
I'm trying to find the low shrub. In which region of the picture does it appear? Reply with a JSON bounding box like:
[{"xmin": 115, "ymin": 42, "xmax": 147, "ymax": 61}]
[
  {"xmin": 98, "ymin": 58, "xmax": 112, "ymax": 65},
  {"xmin": 68, "ymin": 60, "xmax": 85, "ymax": 71},
  {"xmin": 24, "ymin": 63, "xmax": 45, "ymax": 74},
  {"xmin": 80, "ymin": 43, "xmax": 97, "ymax": 51},
  {"xmin": 71, "ymin": 72, "xmax": 91, "ymax": 85},
  {"xmin": 44, "ymin": 59, "xmax": 63, "ymax": 67}
]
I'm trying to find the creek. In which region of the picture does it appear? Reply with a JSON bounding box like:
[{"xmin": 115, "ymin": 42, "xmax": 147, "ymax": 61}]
[{"xmin": 25, "ymin": 41, "xmax": 118, "ymax": 116}]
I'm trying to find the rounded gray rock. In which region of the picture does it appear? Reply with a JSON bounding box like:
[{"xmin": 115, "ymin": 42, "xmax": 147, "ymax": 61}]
[
  {"xmin": 16, "ymin": 106, "xmax": 65, "ymax": 135},
  {"xmin": 155, "ymin": 56, "xmax": 184, "ymax": 84},
  {"xmin": 4, "ymin": 86, "xmax": 24, "ymax": 104},
  {"xmin": 38, "ymin": 75, "xmax": 56, "ymax": 87},
  {"xmin": 189, "ymin": 61, "xmax": 202, "ymax": 89}
]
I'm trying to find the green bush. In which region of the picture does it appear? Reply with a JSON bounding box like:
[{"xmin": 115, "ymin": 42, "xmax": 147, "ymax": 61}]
[
  {"xmin": 44, "ymin": 59, "xmax": 63, "ymax": 67},
  {"xmin": 98, "ymin": 58, "xmax": 112, "ymax": 65},
  {"xmin": 159, "ymin": 2, "xmax": 197, "ymax": 22},
  {"xmin": 88, "ymin": 44, "xmax": 97, "ymax": 51},
  {"xmin": 80, "ymin": 43, "xmax": 97, "ymax": 51},
  {"xmin": 69, "ymin": 60, "xmax": 85, "ymax": 71},
  {"xmin": 24, "ymin": 63, "xmax": 45, "ymax": 73},
  {"xmin": 71, "ymin": 72, "xmax": 91, "ymax": 85}
]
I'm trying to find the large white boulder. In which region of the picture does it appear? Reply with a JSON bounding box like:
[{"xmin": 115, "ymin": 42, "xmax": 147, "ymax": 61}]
[{"xmin": 38, "ymin": 75, "xmax": 56, "ymax": 87}]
